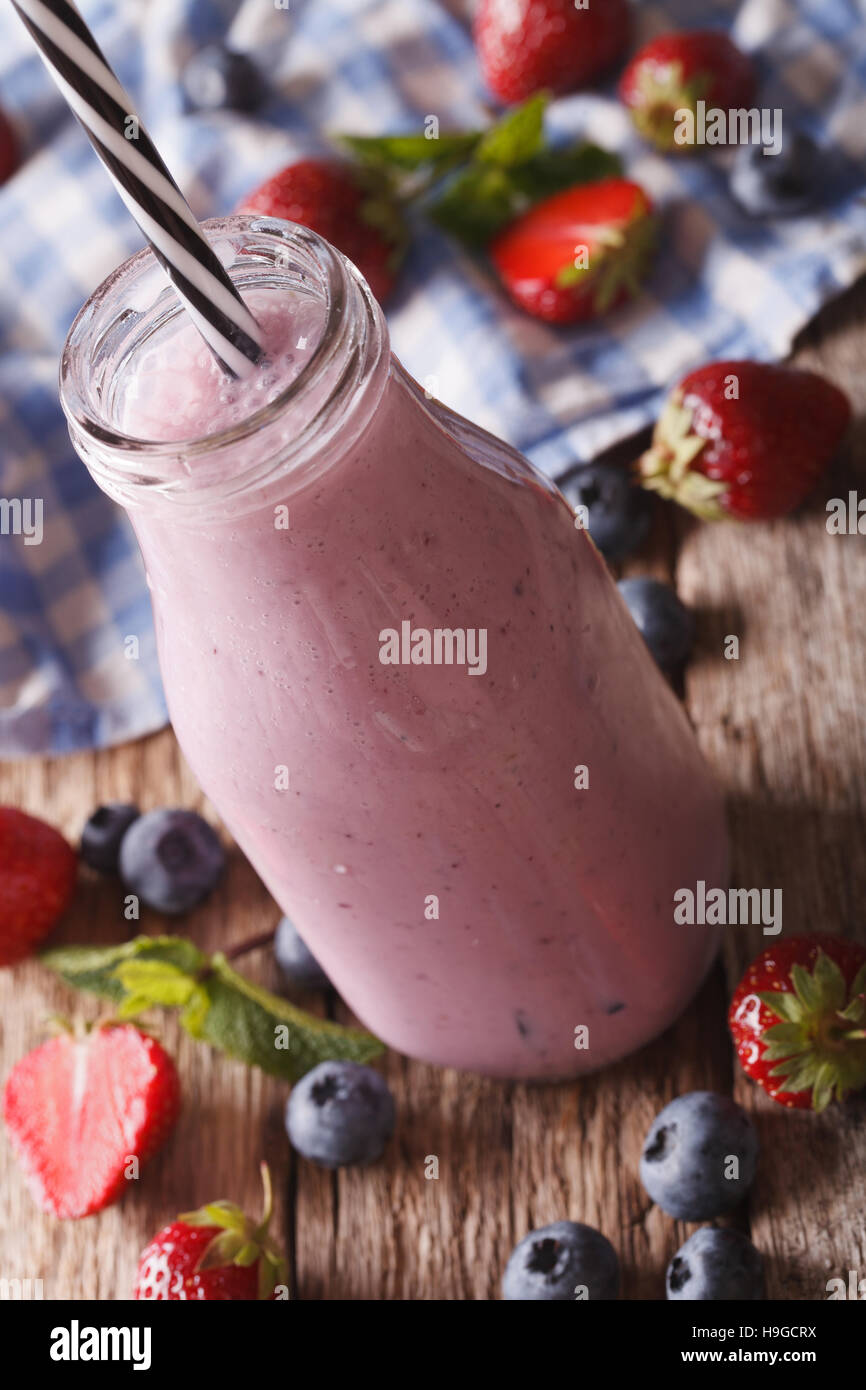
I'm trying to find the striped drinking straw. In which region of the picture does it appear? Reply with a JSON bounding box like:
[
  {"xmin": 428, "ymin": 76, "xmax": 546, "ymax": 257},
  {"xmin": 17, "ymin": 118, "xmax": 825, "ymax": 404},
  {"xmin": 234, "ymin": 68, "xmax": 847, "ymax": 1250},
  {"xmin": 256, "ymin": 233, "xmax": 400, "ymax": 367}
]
[{"xmin": 12, "ymin": 0, "xmax": 263, "ymax": 377}]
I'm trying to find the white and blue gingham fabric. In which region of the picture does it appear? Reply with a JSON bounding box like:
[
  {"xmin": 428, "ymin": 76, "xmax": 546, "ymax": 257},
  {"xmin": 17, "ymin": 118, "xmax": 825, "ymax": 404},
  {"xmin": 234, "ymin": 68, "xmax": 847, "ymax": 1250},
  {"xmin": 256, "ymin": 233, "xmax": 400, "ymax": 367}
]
[{"xmin": 1, "ymin": 0, "xmax": 865, "ymax": 756}]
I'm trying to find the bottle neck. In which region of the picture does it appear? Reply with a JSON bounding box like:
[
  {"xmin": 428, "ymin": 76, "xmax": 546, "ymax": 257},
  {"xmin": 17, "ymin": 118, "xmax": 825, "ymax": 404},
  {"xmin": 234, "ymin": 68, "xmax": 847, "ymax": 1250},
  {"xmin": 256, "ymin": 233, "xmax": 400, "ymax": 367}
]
[{"xmin": 60, "ymin": 216, "xmax": 390, "ymax": 522}]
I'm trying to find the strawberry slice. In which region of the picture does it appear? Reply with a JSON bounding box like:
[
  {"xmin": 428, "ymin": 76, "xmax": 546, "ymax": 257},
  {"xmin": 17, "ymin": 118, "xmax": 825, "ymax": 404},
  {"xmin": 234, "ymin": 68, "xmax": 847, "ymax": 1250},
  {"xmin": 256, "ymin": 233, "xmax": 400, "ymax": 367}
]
[
  {"xmin": 729, "ymin": 936, "xmax": 866, "ymax": 1112},
  {"xmin": 619, "ymin": 30, "xmax": 756, "ymax": 152},
  {"xmin": 3, "ymin": 1024, "xmax": 181, "ymax": 1218},
  {"xmin": 134, "ymin": 1164, "xmax": 287, "ymax": 1300},
  {"xmin": 638, "ymin": 360, "xmax": 851, "ymax": 521},
  {"xmin": 0, "ymin": 807, "xmax": 78, "ymax": 966},
  {"xmin": 489, "ymin": 177, "xmax": 655, "ymax": 324}
]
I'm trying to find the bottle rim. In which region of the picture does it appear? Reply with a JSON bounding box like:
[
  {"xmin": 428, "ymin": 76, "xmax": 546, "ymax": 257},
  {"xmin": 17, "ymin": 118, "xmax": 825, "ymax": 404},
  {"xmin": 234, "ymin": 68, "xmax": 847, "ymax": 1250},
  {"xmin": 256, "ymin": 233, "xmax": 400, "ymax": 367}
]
[{"xmin": 59, "ymin": 215, "xmax": 389, "ymax": 511}]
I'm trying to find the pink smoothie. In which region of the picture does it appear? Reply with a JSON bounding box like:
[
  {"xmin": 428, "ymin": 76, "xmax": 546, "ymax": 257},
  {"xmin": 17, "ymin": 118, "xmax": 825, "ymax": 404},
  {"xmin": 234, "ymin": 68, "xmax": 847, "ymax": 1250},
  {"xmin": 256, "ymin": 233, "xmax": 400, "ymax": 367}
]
[{"xmin": 79, "ymin": 226, "xmax": 727, "ymax": 1078}]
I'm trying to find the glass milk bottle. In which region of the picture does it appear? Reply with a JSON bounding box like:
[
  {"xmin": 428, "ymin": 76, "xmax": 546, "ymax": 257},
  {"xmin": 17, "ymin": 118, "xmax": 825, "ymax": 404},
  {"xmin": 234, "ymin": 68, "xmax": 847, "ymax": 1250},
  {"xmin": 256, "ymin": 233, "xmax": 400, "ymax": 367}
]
[{"xmin": 60, "ymin": 216, "xmax": 726, "ymax": 1079}]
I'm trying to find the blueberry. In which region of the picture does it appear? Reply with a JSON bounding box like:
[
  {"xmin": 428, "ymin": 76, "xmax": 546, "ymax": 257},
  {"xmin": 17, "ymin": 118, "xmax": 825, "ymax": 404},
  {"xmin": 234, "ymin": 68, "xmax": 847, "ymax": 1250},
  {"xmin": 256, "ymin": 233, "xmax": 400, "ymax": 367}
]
[
  {"xmin": 286, "ymin": 1061, "xmax": 395, "ymax": 1168},
  {"xmin": 181, "ymin": 44, "xmax": 262, "ymax": 113},
  {"xmin": 730, "ymin": 131, "xmax": 821, "ymax": 219},
  {"xmin": 667, "ymin": 1227, "xmax": 764, "ymax": 1301},
  {"xmin": 617, "ymin": 576, "xmax": 695, "ymax": 675},
  {"xmin": 80, "ymin": 803, "xmax": 140, "ymax": 874},
  {"xmin": 274, "ymin": 915, "xmax": 330, "ymax": 991},
  {"xmin": 640, "ymin": 1091, "xmax": 759, "ymax": 1221},
  {"xmin": 502, "ymin": 1221, "xmax": 619, "ymax": 1301},
  {"xmin": 562, "ymin": 462, "xmax": 652, "ymax": 562},
  {"xmin": 118, "ymin": 808, "xmax": 225, "ymax": 914}
]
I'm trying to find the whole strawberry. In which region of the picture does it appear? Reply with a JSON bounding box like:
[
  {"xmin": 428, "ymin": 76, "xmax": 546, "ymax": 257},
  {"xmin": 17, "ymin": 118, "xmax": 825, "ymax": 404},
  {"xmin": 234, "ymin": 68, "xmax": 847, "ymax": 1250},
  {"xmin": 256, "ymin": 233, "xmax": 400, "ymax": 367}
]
[
  {"xmin": 475, "ymin": 0, "xmax": 631, "ymax": 105},
  {"xmin": 134, "ymin": 1165, "xmax": 287, "ymax": 1300},
  {"xmin": 0, "ymin": 807, "xmax": 77, "ymax": 965},
  {"xmin": 619, "ymin": 30, "xmax": 756, "ymax": 152},
  {"xmin": 489, "ymin": 177, "xmax": 655, "ymax": 324},
  {"xmin": 238, "ymin": 158, "xmax": 406, "ymax": 304},
  {"xmin": 729, "ymin": 936, "xmax": 866, "ymax": 1111},
  {"xmin": 3, "ymin": 1023, "xmax": 181, "ymax": 1217},
  {"xmin": 0, "ymin": 106, "xmax": 18, "ymax": 185},
  {"xmin": 638, "ymin": 360, "xmax": 851, "ymax": 520}
]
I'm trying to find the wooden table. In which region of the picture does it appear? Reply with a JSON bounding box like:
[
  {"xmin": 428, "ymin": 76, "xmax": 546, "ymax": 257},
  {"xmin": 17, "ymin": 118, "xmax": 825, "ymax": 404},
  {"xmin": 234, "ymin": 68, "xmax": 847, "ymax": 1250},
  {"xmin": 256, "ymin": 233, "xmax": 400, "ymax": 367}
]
[{"xmin": 2, "ymin": 281, "xmax": 865, "ymax": 1302}]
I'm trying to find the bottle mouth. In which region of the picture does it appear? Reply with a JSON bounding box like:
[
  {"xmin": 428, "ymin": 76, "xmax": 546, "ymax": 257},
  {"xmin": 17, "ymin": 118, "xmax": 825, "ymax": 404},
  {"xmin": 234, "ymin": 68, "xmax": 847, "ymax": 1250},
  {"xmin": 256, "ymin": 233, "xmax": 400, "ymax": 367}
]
[{"xmin": 60, "ymin": 215, "xmax": 388, "ymax": 514}]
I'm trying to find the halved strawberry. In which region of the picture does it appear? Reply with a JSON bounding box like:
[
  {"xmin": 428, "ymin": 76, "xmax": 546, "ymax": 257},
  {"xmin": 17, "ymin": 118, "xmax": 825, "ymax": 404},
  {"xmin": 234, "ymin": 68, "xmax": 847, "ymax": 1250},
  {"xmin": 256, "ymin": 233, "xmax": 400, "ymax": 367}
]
[
  {"xmin": 619, "ymin": 30, "xmax": 756, "ymax": 152},
  {"xmin": 134, "ymin": 1164, "xmax": 287, "ymax": 1300},
  {"xmin": 638, "ymin": 360, "xmax": 851, "ymax": 521},
  {"xmin": 489, "ymin": 177, "xmax": 655, "ymax": 324},
  {"xmin": 729, "ymin": 936, "xmax": 866, "ymax": 1112},
  {"xmin": 3, "ymin": 1023, "xmax": 181, "ymax": 1217},
  {"xmin": 0, "ymin": 806, "xmax": 78, "ymax": 966}
]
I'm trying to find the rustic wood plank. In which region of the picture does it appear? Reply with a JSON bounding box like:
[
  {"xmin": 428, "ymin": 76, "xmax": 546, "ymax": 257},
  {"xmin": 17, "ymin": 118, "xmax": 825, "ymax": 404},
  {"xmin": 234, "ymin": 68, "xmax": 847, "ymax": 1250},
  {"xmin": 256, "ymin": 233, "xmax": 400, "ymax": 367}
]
[{"xmin": 680, "ymin": 279, "xmax": 866, "ymax": 1301}]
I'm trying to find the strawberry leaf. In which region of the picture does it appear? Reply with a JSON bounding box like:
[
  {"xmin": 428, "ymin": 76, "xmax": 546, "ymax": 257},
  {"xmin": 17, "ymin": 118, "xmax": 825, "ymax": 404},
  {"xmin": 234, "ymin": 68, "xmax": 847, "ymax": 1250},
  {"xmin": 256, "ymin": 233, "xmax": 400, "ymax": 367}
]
[
  {"xmin": 758, "ymin": 989, "xmax": 805, "ymax": 1024},
  {"xmin": 850, "ymin": 962, "xmax": 866, "ymax": 999},
  {"xmin": 812, "ymin": 949, "xmax": 848, "ymax": 1012},
  {"xmin": 337, "ymin": 131, "xmax": 481, "ymax": 178},
  {"xmin": 760, "ymin": 1021, "xmax": 806, "ymax": 1060},
  {"xmin": 812, "ymin": 1062, "xmax": 836, "ymax": 1113}
]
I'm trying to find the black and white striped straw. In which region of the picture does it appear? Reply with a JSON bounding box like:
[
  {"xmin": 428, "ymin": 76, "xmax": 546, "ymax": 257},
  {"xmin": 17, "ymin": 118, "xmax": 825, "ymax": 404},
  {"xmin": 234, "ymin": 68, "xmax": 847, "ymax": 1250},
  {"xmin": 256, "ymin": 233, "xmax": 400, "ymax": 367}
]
[{"xmin": 12, "ymin": 0, "xmax": 263, "ymax": 377}]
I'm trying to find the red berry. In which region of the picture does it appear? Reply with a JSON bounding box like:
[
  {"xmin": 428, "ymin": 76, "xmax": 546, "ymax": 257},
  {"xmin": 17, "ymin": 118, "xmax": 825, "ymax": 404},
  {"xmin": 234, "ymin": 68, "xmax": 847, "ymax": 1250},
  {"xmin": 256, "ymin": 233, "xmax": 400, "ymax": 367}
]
[
  {"xmin": 619, "ymin": 30, "xmax": 756, "ymax": 152},
  {"xmin": 489, "ymin": 177, "xmax": 655, "ymax": 324},
  {"xmin": 639, "ymin": 360, "xmax": 851, "ymax": 521},
  {"xmin": 729, "ymin": 935, "xmax": 866, "ymax": 1111},
  {"xmin": 0, "ymin": 106, "xmax": 19, "ymax": 185},
  {"xmin": 475, "ymin": 0, "xmax": 631, "ymax": 105},
  {"xmin": 238, "ymin": 158, "xmax": 405, "ymax": 304},
  {"xmin": 134, "ymin": 1222, "xmax": 261, "ymax": 1301},
  {"xmin": 3, "ymin": 1024, "xmax": 181, "ymax": 1217},
  {"xmin": 0, "ymin": 807, "xmax": 78, "ymax": 965},
  {"xmin": 134, "ymin": 1165, "xmax": 286, "ymax": 1300}
]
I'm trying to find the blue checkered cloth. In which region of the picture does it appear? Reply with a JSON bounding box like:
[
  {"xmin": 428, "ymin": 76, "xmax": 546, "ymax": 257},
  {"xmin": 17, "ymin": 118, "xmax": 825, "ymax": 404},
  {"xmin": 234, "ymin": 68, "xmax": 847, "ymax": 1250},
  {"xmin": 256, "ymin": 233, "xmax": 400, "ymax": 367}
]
[{"xmin": 1, "ymin": 0, "xmax": 865, "ymax": 756}]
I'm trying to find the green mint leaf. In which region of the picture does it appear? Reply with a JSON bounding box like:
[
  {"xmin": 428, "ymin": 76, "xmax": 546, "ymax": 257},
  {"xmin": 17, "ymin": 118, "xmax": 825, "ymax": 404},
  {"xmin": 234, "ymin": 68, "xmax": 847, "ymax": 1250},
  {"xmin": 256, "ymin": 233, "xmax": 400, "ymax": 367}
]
[
  {"xmin": 115, "ymin": 994, "xmax": 155, "ymax": 1020},
  {"xmin": 508, "ymin": 142, "xmax": 622, "ymax": 202},
  {"xmin": 179, "ymin": 983, "xmax": 212, "ymax": 1038},
  {"xmin": 41, "ymin": 937, "xmax": 207, "ymax": 1002},
  {"xmin": 338, "ymin": 131, "xmax": 481, "ymax": 177},
  {"xmin": 429, "ymin": 163, "xmax": 525, "ymax": 248},
  {"xmin": 43, "ymin": 936, "xmax": 382, "ymax": 1083},
  {"xmin": 476, "ymin": 92, "xmax": 548, "ymax": 167},
  {"xmin": 113, "ymin": 959, "xmax": 200, "ymax": 1009},
  {"xmin": 192, "ymin": 954, "xmax": 382, "ymax": 1082},
  {"xmin": 429, "ymin": 141, "xmax": 621, "ymax": 251}
]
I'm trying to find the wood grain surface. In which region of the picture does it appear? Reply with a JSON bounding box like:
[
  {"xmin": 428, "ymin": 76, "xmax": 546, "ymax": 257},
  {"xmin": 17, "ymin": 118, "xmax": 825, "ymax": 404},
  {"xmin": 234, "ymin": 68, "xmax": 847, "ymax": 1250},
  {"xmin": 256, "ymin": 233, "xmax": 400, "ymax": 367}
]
[{"xmin": 1, "ymin": 277, "xmax": 865, "ymax": 1303}]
